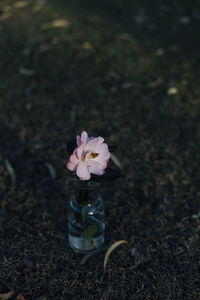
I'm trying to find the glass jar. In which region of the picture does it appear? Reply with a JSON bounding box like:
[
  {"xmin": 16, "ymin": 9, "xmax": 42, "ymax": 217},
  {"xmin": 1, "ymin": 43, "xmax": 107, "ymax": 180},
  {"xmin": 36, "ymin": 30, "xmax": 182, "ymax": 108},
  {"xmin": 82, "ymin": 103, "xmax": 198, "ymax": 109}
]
[{"xmin": 68, "ymin": 178, "xmax": 105, "ymax": 253}]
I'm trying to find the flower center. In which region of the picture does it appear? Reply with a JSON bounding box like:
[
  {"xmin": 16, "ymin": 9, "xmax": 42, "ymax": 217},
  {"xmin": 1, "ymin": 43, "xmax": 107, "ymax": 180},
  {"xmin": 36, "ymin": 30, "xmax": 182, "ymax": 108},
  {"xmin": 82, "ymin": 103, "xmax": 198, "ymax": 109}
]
[
  {"xmin": 89, "ymin": 152, "xmax": 99, "ymax": 159},
  {"xmin": 82, "ymin": 151, "xmax": 99, "ymax": 161}
]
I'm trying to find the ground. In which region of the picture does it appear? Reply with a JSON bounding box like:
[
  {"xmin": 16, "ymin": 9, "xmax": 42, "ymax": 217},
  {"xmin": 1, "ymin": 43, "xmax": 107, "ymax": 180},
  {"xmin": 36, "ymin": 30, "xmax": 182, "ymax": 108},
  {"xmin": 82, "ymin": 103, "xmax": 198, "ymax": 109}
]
[{"xmin": 0, "ymin": 0, "xmax": 200, "ymax": 299}]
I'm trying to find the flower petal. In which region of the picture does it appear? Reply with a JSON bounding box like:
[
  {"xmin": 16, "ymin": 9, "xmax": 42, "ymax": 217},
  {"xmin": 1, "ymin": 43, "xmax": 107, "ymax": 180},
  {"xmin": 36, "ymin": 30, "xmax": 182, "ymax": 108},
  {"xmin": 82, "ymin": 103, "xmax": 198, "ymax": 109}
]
[
  {"xmin": 94, "ymin": 155, "xmax": 109, "ymax": 169},
  {"xmin": 76, "ymin": 135, "xmax": 81, "ymax": 146},
  {"xmin": 88, "ymin": 160, "xmax": 105, "ymax": 175},
  {"xmin": 76, "ymin": 144, "xmax": 85, "ymax": 160},
  {"xmin": 98, "ymin": 143, "xmax": 110, "ymax": 160},
  {"xmin": 89, "ymin": 136, "xmax": 95, "ymax": 141},
  {"xmin": 85, "ymin": 137, "xmax": 104, "ymax": 152},
  {"xmin": 81, "ymin": 131, "xmax": 89, "ymax": 144},
  {"xmin": 98, "ymin": 142, "xmax": 109, "ymax": 154},
  {"xmin": 67, "ymin": 161, "xmax": 77, "ymax": 171},
  {"xmin": 70, "ymin": 151, "xmax": 79, "ymax": 164},
  {"xmin": 76, "ymin": 161, "xmax": 91, "ymax": 180}
]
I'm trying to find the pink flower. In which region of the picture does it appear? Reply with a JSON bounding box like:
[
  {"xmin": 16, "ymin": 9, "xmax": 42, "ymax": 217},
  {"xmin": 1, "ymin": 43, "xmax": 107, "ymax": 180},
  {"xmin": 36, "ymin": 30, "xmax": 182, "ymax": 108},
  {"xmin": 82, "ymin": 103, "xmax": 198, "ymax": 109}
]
[{"xmin": 67, "ymin": 131, "xmax": 110, "ymax": 181}]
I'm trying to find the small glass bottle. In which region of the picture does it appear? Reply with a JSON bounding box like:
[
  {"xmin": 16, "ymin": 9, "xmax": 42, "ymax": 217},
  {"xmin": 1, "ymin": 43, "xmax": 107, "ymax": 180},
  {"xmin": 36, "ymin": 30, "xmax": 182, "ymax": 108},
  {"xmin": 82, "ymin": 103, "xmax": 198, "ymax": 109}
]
[{"xmin": 68, "ymin": 178, "xmax": 105, "ymax": 253}]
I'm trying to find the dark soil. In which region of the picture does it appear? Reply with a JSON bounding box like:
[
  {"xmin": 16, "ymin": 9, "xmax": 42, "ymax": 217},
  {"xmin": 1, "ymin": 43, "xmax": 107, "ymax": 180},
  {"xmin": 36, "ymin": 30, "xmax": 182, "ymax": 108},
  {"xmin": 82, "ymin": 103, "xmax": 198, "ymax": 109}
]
[{"xmin": 0, "ymin": 0, "xmax": 200, "ymax": 299}]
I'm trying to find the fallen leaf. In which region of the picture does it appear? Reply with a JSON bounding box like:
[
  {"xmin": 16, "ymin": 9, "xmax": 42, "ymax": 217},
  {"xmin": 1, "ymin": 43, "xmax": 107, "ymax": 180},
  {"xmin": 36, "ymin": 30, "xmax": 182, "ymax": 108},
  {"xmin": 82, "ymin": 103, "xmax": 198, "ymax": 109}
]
[
  {"xmin": 128, "ymin": 247, "xmax": 144, "ymax": 270},
  {"xmin": 4, "ymin": 160, "xmax": 16, "ymax": 185},
  {"xmin": 80, "ymin": 244, "xmax": 112, "ymax": 265},
  {"xmin": 76, "ymin": 42, "xmax": 92, "ymax": 51},
  {"xmin": 167, "ymin": 87, "xmax": 178, "ymax": 95},
  {"xmin": 121, "ymin": 82, "xmax": 134, "ymax": 89},
  {"xmin": 32, "ymin": 0, "xmax": 46, "ymax": 13},
  {"xmin": 32, "ymin": 5, "xmax": 40, "ymax": 13},
  {"xmin": 82, "ymin": 42, "xmax": 92, "ymax": 50},
  {"xmin": 110, "ymin": 153, "xmax": 123, "ymax": 170},
  {"xmin": 14, "ymin": 1, "xmax": 29, "ymax": 8},
  {"xmin": 117, "ymin": 33, "xmax": 131, "ymax": 41},
  {"xmin": 16, "ymin": 293, "xmax": 25, "ymax": 300},
  {"xmin": 41, "ymin": 19, "xmax": 70, "ymax": 30},
  {"xmin": 2, "ymin": 6, "xmax": 11, "ymax": 12},
  {"xmin": 134, "ymin": 11, "xmax": 148, "ymax": 24},
  {"xmin": 0, "ymin": 291, "xmax": 14, "ymax": 300},
  {"xmin": 104, "ymin": 240, "xmax": 128, "ymax": 272},
  {"xmin": 109, "ymin": 70, "xmax": 120, "ymax": 79},
  {"xmin": 45, "ymin": 163, "xmax": 56, "ymax": 179},
  {"xmin": 38, "ymin": 44, "xmax": 50, "ymax": 52},
  {"xmin": 155, "ymin": 48, "xmax": 165, "ymax": 56},
  {"xmin": 18, "ymin": 67, "xmax": 35, "ymax": 76},
  {"xmin": 179, "ymin": 16, "xmax": 190, "ymax": 24},
  {"xmin": 191, "ymin": 211, "xmax": 200, "ymax": 219},
  {"xmin": 147, "ymin": 77, "xmax": 163, "ymax": 88},
  {"xmin": 0, "ymin": 12, "xmax": 12, "ymax": 20},
  {"xmin": 51, "ymin": 19, "xmax": 70, "ymax": 28}
]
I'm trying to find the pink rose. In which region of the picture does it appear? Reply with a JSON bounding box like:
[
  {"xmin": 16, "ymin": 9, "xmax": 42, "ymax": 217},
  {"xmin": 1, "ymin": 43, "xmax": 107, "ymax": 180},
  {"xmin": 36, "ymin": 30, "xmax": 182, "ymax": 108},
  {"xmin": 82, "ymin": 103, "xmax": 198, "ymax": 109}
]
[{"xmin": 67, "ymin": 131, "xmax": 110, "ymax": 181}]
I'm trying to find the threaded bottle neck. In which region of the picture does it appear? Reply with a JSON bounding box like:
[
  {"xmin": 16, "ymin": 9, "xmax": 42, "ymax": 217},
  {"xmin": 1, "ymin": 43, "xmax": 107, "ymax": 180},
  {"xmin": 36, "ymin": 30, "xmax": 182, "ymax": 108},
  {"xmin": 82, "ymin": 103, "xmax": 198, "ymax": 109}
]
[{"xmin": 74, "ymin": 177, "xmax": 100, "ymax": 204}]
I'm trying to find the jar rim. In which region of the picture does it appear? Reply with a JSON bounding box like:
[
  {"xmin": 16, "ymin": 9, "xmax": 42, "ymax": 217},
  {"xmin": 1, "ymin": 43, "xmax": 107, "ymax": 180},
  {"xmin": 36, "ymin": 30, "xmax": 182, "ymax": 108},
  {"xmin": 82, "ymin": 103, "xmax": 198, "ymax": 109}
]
[{"xmin": 74, "ymin": 177, "xmax": 100, "ymax": 190}]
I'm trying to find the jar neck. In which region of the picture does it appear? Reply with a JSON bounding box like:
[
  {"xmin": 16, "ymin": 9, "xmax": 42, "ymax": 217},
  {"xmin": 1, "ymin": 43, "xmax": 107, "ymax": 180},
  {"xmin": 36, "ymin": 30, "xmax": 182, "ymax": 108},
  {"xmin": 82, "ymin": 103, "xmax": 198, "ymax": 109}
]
[{"xmin": 74, "ymin": 177, "xmax": 99, "ymax": 204}]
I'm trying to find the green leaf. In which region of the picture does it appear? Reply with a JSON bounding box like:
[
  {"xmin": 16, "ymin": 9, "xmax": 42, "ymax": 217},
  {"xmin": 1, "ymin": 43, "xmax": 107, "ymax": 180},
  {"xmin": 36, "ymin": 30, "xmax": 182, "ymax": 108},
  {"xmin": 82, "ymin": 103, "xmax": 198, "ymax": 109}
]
[
  {"xmin": 84, "ymin": 224, "xmax": 98, "ymax": 240},
  {"xmin": 92, "ymin": 167, "xmax": 123, "ymax": 183},
  {"xmin": 81, "ymin": 205, "xmax": 88, "ymax": 222}
]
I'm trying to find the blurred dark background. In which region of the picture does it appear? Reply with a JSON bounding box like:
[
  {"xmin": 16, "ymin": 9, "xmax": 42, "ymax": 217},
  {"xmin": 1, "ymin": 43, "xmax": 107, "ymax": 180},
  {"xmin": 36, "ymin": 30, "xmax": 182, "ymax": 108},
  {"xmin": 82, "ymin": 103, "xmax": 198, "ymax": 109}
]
[{"xmin": 0, "ymin": 0, "xmax": 200, "ymax": 299}]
